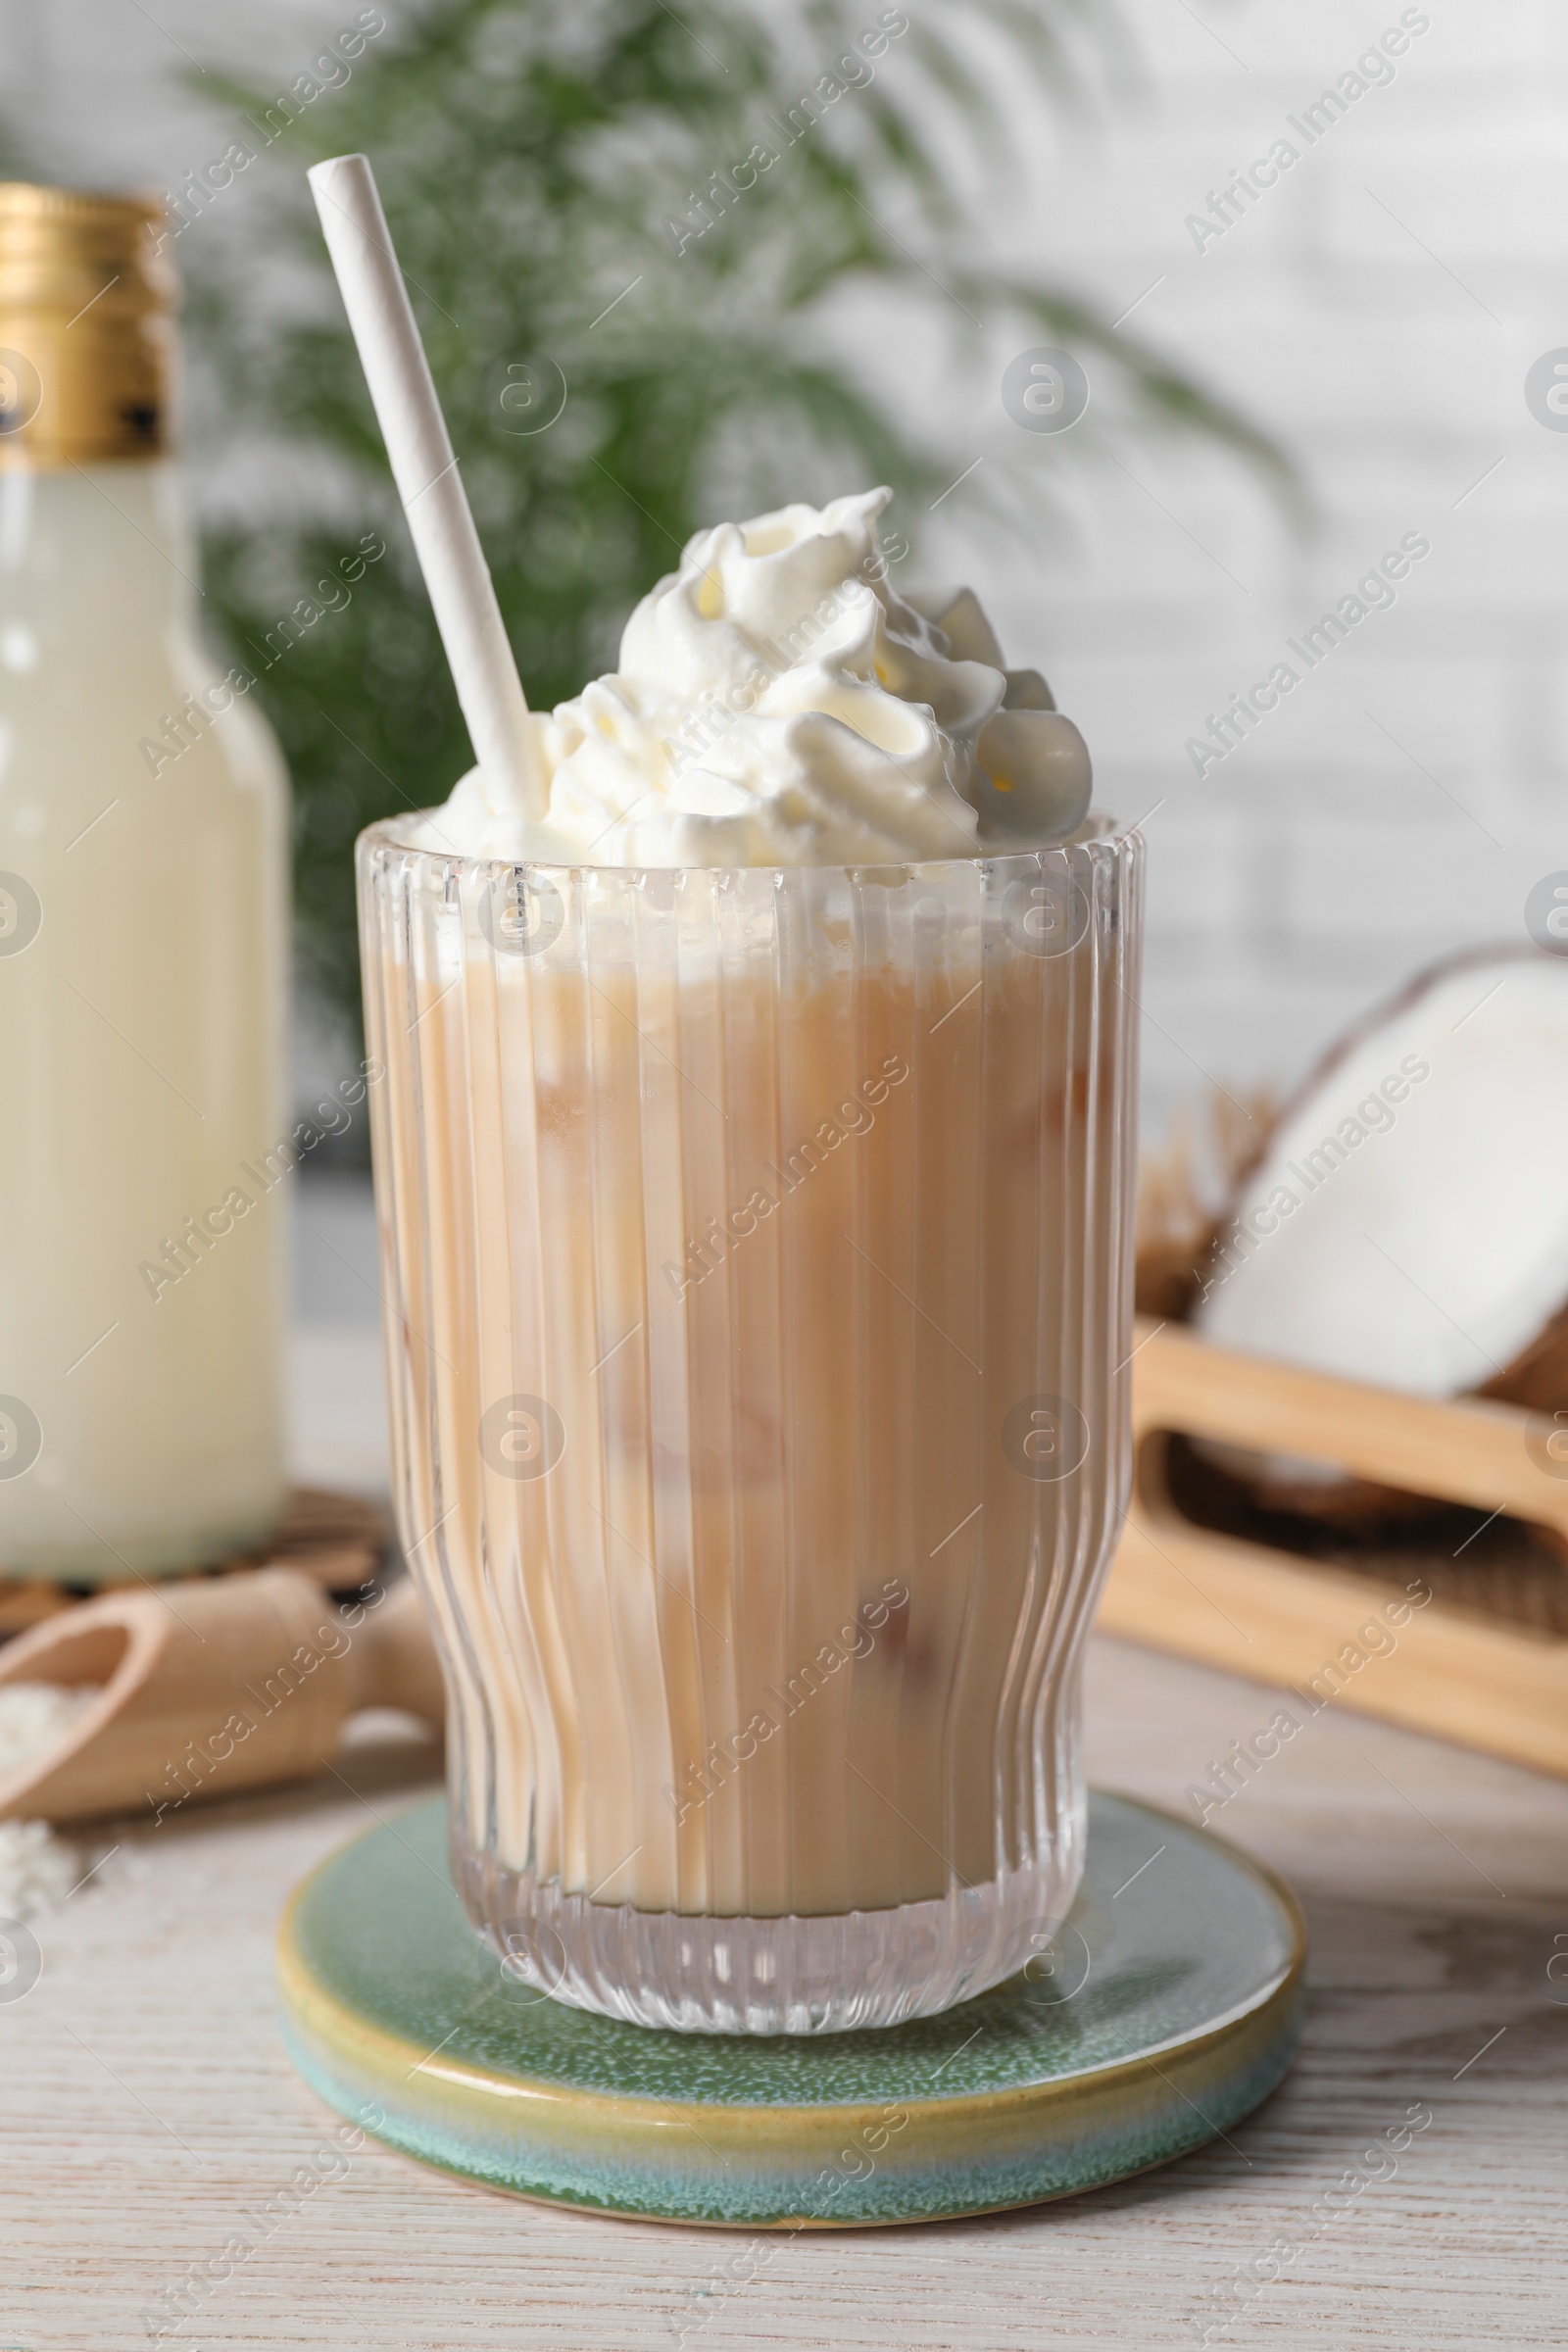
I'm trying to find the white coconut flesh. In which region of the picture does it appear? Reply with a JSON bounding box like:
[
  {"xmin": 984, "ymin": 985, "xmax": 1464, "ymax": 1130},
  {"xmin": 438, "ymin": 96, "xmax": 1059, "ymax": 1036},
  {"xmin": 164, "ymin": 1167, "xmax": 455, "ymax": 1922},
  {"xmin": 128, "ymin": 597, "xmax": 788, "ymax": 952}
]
[{"xmin": 1196, "ymin": 952, "xmax": 1568, "ymax": 1399}]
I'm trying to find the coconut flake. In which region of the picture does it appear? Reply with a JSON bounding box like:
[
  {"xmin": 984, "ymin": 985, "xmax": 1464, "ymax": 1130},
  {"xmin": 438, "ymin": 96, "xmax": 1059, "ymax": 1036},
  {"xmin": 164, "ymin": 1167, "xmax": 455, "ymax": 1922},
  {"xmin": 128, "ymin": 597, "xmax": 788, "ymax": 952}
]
[
  {"xmin": 0, "ymin": 1681, "xmax": 100, "ymax": 1781},
  {"xmin": 0, "ymin": 1685, "xmax": 97, "ymax": 1919},
  {"xmin": 0, "ymin": 1820, "xmax": 79, "ymax": 1918}
]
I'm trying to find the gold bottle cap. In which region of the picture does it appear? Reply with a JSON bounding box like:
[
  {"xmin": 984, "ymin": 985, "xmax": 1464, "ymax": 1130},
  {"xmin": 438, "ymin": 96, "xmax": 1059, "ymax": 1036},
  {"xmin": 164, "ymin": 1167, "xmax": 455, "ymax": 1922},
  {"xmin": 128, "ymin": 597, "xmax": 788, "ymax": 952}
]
[{"xmin": 0, "ymin": 183, "xmax": 176, "ymax": 470}]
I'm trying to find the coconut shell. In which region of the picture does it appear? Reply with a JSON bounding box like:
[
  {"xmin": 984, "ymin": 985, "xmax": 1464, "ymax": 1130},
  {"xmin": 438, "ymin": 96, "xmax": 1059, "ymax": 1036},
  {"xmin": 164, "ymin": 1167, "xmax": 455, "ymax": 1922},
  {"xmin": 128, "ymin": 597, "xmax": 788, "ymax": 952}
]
[
  {"xmin": 1134, "ymin": 1089, "xmax": 1270, "ymax": 1322},
  {"xmin": 1477, "ymin": 1296, "xmax": 1568, "ymax": 1413}
]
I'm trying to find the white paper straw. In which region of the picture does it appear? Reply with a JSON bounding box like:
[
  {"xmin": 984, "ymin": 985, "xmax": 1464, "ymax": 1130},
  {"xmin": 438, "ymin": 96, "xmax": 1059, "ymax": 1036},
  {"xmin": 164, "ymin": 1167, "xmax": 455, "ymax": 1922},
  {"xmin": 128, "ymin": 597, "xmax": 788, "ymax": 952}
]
[{"xmin": 308, "ymin": 152, "xmax": 545, "ymax": 819}]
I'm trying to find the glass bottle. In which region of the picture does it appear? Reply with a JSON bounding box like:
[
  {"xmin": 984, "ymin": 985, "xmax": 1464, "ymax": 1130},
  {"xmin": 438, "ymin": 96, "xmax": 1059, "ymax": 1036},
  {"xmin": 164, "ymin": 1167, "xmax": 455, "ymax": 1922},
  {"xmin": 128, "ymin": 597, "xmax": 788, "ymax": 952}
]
[{"xmin": 0, "ymin": 184, "xmax": 289, "ymax": 1580}]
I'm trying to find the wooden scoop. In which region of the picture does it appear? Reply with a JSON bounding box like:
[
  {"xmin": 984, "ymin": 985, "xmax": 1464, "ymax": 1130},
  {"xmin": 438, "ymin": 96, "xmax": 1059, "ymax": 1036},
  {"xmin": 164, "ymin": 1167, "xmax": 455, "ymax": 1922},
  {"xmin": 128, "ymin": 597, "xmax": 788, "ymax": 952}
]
[{"xmin": 0, "ymin": 1568, "xmax": 444, "ymax": 1825}]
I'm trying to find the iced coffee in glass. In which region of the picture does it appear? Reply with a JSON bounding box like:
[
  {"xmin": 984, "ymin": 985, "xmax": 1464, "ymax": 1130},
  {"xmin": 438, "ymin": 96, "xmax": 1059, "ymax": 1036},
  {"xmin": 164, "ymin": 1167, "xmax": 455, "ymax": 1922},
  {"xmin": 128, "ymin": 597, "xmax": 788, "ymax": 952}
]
[{"xmin": 360, "ymin": 491, "xmax": 1142, "ymax": 2032}]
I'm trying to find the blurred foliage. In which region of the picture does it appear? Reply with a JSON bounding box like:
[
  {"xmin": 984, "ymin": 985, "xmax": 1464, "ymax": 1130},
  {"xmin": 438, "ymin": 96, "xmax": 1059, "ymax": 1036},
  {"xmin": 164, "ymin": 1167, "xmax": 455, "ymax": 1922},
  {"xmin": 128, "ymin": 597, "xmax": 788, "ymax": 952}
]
[{"xmin": 186, "ymin": 0, "xmax": 1288, "ymax": 1032}]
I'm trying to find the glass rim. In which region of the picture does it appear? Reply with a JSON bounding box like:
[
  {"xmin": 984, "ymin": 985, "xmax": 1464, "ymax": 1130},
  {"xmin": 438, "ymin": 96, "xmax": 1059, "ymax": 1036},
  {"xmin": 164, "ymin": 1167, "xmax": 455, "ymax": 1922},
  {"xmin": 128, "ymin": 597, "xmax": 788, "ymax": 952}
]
[{"xmin": 356, "ymin": 806, "xmax": 1142, "ymax": 886}]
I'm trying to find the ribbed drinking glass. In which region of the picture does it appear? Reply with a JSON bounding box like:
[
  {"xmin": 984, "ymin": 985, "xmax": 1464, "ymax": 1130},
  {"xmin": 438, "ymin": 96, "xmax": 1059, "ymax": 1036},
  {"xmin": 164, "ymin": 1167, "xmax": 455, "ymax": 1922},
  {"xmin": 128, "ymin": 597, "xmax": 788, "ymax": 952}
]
[{"xmin": 359, "ymin": 817, "xmax": 1142, "ymax": 2032}]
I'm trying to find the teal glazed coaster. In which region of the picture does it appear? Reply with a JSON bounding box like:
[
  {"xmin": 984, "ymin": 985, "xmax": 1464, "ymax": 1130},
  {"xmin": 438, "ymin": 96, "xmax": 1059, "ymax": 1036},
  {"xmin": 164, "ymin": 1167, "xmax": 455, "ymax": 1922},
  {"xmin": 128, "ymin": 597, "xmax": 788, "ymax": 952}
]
[{"xmin": 277, "ymin": 1793, "xmax": 1303, "ymax": 2229}]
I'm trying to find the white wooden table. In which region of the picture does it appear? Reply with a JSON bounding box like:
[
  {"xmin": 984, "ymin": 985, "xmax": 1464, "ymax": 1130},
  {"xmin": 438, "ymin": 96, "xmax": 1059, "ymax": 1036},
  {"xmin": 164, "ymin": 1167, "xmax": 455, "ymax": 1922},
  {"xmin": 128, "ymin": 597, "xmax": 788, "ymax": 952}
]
[{"xmin": 4, "ymin": 1324, "xmax": 1566, "ymax": 2351}]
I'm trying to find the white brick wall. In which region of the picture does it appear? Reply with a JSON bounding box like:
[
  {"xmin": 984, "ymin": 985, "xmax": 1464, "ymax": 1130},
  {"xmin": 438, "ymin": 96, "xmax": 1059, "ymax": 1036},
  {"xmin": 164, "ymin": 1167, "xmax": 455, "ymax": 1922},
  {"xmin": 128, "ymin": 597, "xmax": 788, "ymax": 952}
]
[
  {"xmin": 921, "ymin": 0, "xmax": 1568, "ymax": 1133},
  {"xmin": 7, "ymin": 0, "xmax": 1562, "ymax": 1135}
]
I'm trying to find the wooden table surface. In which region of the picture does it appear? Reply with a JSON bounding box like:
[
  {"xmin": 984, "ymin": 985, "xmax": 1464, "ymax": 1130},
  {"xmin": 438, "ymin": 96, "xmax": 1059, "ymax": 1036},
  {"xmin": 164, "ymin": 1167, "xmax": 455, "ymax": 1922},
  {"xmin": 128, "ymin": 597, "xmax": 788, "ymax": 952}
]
[{"xmin": 5, "ymin": 1327, "xmax": 1567, "ymax": 2351}]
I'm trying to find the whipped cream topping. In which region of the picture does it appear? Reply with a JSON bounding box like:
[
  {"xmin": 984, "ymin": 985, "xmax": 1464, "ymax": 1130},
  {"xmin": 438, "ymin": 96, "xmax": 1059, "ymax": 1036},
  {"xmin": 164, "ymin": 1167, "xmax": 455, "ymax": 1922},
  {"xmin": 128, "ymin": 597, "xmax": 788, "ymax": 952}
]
[{"xmin": 414, "ymin": 487, "xmax": 1092, "ymax": 867}]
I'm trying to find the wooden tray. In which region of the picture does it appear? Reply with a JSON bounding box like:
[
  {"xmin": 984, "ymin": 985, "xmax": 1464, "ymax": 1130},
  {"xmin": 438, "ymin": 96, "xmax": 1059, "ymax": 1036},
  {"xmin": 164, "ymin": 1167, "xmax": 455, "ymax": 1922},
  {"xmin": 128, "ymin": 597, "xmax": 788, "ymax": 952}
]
[
  {"xmin": 0, "ymin": 1487, "xmax": 390, "ymax": 1639},
  {"xmin": 1100, "ymin": 1321, "xmax": 1568, "ymax": 1777}
]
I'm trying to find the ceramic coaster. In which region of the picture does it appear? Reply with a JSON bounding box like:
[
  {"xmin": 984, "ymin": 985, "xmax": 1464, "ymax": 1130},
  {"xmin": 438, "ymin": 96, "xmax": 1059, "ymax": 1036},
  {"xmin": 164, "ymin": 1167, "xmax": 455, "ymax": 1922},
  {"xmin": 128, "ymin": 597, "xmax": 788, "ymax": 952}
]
[{"xmin": 277, "ymin": 1791, "xmax": 1303, "ymax": 2228}]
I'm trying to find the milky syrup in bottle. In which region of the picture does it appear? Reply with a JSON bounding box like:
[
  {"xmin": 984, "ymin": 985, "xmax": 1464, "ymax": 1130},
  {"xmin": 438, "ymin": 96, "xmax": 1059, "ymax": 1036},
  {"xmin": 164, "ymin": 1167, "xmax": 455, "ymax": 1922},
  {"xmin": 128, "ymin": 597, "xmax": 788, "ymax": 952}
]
[{"xmin": 0, "ymin": 184, "xmax": 289, "ymax": 1579}]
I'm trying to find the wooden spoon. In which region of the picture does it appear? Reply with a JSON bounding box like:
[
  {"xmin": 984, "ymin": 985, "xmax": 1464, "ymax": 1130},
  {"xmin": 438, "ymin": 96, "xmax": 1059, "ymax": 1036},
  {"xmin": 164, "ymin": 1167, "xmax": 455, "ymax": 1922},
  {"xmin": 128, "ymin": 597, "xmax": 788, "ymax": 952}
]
[{"xmin": 0, "ymin": 1568, "xmax": 444, "ymax": 1825}]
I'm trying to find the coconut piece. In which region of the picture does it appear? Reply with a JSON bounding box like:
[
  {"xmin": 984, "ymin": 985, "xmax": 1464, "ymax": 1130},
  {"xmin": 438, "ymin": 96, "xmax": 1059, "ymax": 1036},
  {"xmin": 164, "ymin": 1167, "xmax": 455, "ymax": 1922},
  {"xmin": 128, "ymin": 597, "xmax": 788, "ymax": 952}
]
[
  {"xmin": 1191, "ymin": 946, "xmax": 1568, "ymax": 1521},
  {"xmin": 1198, "ymin": 947, "xmax": 1568, "ymax": 1390}
]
